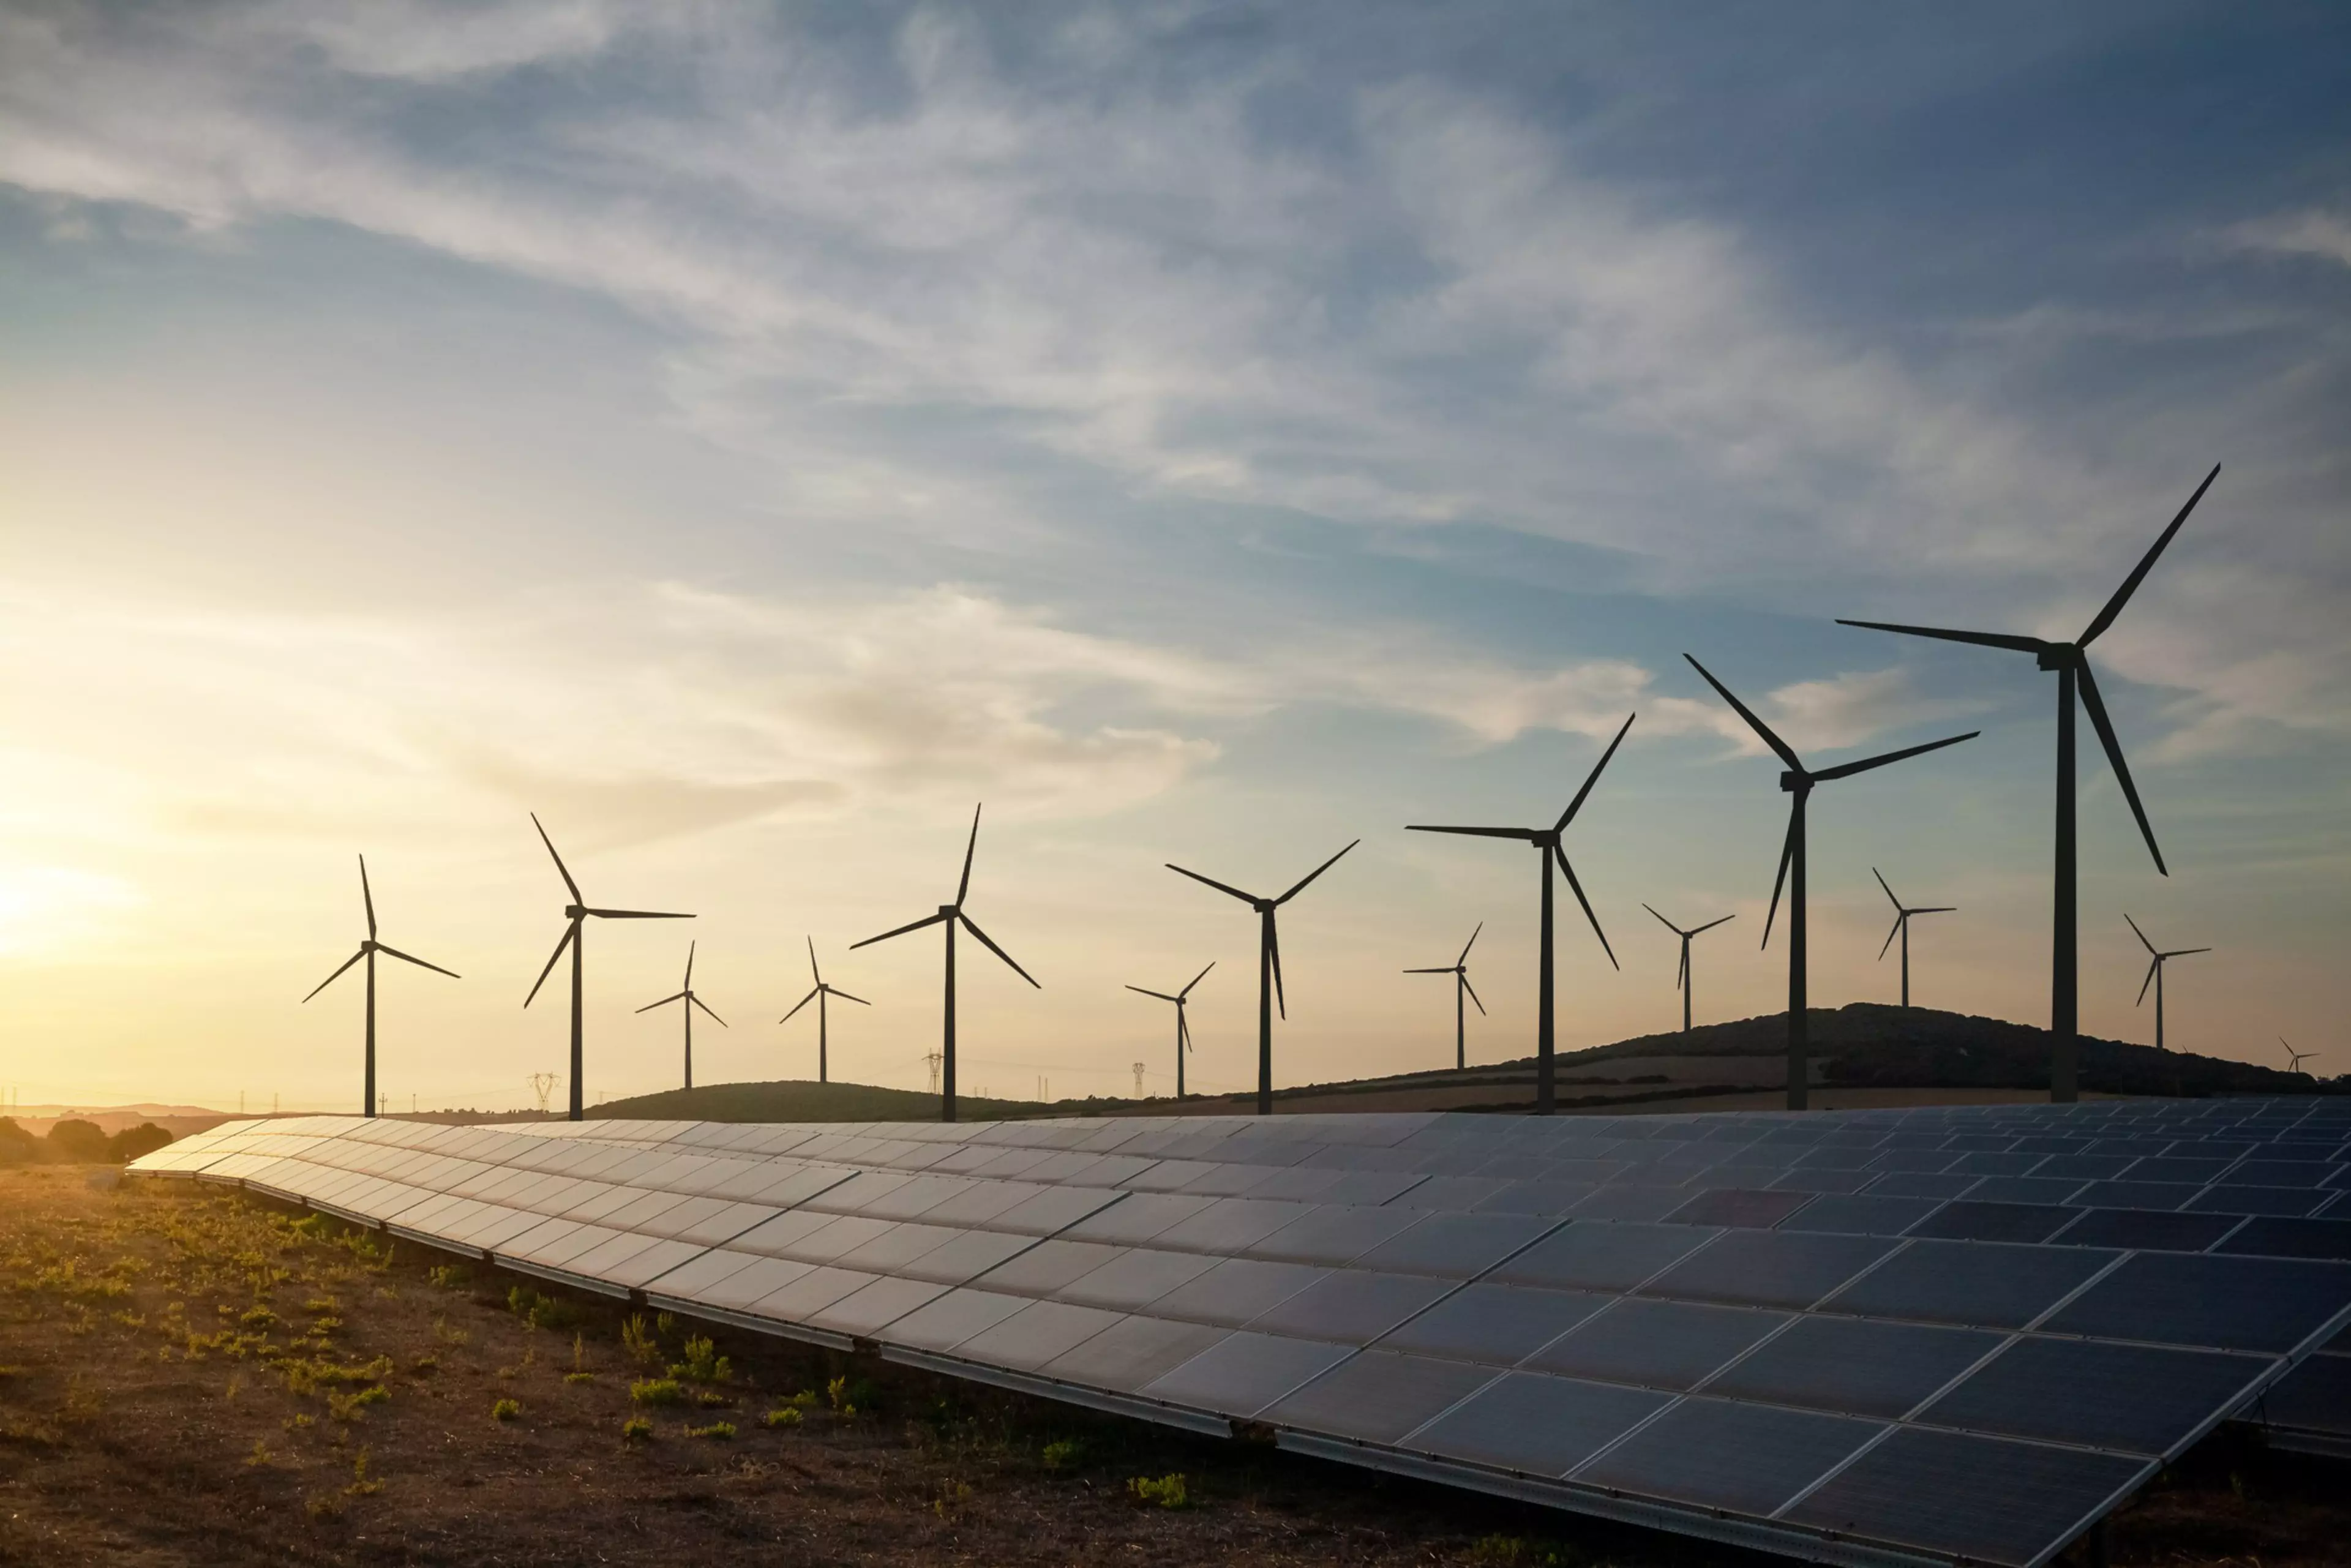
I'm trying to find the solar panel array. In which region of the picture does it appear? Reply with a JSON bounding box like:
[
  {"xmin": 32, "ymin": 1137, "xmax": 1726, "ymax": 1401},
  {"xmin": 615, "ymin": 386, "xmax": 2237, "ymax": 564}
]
[{"xmin": 135, "ymin": 1098, "xmax": 2351, "ymax": 1568}]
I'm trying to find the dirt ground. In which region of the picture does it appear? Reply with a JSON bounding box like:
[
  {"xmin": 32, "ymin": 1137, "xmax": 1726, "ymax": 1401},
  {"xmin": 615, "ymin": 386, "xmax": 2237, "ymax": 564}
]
[{"xmin": 0, "ymin": 1168, "xmax": 2339, "ymax": 1568}]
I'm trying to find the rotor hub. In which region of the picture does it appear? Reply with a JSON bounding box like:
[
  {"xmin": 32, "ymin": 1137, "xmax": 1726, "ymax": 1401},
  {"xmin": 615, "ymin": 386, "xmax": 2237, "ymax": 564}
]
[{"xmin": 2036, "ymin": 643, "xmax": 2078, "ymax": 672}]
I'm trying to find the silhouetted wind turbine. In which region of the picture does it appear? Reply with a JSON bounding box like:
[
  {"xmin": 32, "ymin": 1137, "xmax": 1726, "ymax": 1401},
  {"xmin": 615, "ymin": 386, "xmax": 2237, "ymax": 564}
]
[
  {"xmin": 2126, "ymin": 913, "xmax": 2208, "ymax": 1052},
  {"xmin": 522, "ymin": 814, "xmax": 693, "ymax": 1121},
  {"xmin": 1125, "ymin": 961, "xmax": 1213, "ymax": 1098},
  {"xmin": 1642, "ymin": 905, "xmax": 1733, "ymax": 1034},
  {"xmin": 1839, "ymin": 464, "xmax": 2219, "ymax": 1101},
  {"xmin": 2281, "ymin": 1038, "xmax": 2315, "ymax": 1078},
  {"xmin": 1408, "ymin": 714, "xmax": 1632, "ymax": 1114},
  {"xmin": 1684, "ymin": 656, "xmax": 1978, "ymax": 1110},
  {"xmin": 636, "ymin": 940, "xmax": 726, "ymax": 1090},
  {"xmin": 1873, "ymin": 869, "xmax": 1954, "ymax": 1010},
  {"xmin": 302, "ymin": 855, "xmax": 459, "ymax": 1118},
  {"xmin": 1166, "ymin": 840, "xmax": 1357, "ymax": 1116},
  {"xmin": 1404, "ymin": 925, "xmax": 1486, "ymax": 1071},
  {"xmin": 852, "ymin": 804, "xmax": 1037, "ymax": 1123},
  {"xmin": 781, "ymin": 937, "xmax": 867, "ymax": 1084}
]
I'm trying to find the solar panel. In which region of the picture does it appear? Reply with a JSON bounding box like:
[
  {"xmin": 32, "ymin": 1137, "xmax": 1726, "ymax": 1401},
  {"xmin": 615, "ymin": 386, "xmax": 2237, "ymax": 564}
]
[
  {"xmin": 1704, "ymin": 1313, "xmax": 2002, "ymax": 1418},
  {"xmin": 1527, "ymin": 1297, "xmax": 1786, "ymax": 1390},
  {"xmin": 135, "ymin": 1098, "xmax": 2351, "ymax": 1568},
  {"xmin": 1919, "ymin": 1335, "xmax": 2272, "ymax": 1457},
  {"xmin": 1404, "ymin": 1370, "xmax": 1671, "ymax": 1477},
  {"xmin": 1575, "ymin": 1397, "xmax": 1883, "ymax": 1517}
]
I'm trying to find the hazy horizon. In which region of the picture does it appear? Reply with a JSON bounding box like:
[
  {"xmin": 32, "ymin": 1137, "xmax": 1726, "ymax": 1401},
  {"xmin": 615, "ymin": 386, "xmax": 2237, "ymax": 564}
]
[{"xmin": 4, "ymin": 3, "xmax": 2347, "ymax": 1111}]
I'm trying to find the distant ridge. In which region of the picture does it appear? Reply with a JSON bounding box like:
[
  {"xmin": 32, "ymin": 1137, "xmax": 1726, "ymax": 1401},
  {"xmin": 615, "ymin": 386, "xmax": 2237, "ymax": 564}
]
[{"xmin": 582, "ymin": 1003, "xmax": 2330, "ymax": 1125}]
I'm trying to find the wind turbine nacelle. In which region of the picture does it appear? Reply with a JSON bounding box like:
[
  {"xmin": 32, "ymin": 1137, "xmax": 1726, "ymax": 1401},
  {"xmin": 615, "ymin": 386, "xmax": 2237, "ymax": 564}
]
[
  {"xmin": 1779, "ymin": 771, "xmax": 1808, "ymax": 793},
  {"xmin": 2036, "ymin": 645, "xmax": 2077, "ymax": 672},
  {"xmin": 564, "ymin": 905, "xmax": 587, "ymax": 919},
  {"xmin": 939, "ymin": 903, "xmax": 959, "ymax": 918}
]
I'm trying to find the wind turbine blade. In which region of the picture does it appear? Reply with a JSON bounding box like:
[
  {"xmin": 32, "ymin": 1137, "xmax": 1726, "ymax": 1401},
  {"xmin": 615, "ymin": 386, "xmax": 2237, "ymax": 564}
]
[
  {"xmin": 1179, "ymin": 1012, "xmax": 1193, "ymax": 1052},
  {"xmin": 1872, "ymin": 867, "xmax": 1901, "ymax": 912},
  {"xmin": 957, "ymin": 802, "xmax": 981, "ymax": 906},
  {"xmin": 832, "ymin": 988, "xmax": 871, "ymax": 1006},
  {"xmin": 358, "ymin": 853, "xmax": 377, "ymax": 939},
  {"xmin": 585, "ymin": 908, "xmax": 694, "ymax": 920},
  {"xmin": 2075, "ymin": 660, "xmax": 2166, "ymax": 875},
  {"xmin": 635, "ymin": 992, "xmax": 687, "ymax": 1014},
  {"xmin": 1405, "ymin": 825, "xmax": 1540, "ymax": 840},
  {"xmin": 375, "ymin": 943, "xmax": 459, "ymax": 980},
  {"xmin": 1554, "ymin": 845, "xmax": 1618, "ymax": 969},
  {"xmin": 1913, "ymin": 907, "xmax": 1956, "ymax": 916},
  {"xmin": 2124, "ymin": 913, "xmax": 2156, "ymax": 955},
  {"xmin": 530, "ymin": 813, "xmax": 582, "ymax": 903},
  {"xmin": 302, "ymin": 947, "xmax": 367, "ymax": 1003},
  {"xmin": 850, "ymin": 910, "xmax": 951, "ymax": 949},
  {"xmin": 1834, "ymin": 619, "xmax": 2049, "ymax": 654},
  {"xmin": 690, "ymin": 994, "xmax": 727, "ymax": 1027},
  {"xmin": 1556, "ymin": 711, "xmax": 1637, "ymax": 830},
  {"xmin": 1763, "ymin": 806, "xmax": 1797, "ymax": 949},
  {"xmin": 2079, "ymin": 463, "xmax": 2220, "ymax": 647},
  {"xmin": 807, "ymin": 934, "xmax": 822, "ymax": 985},
  {"xmin": 2171, "ymin": 947, "xmax": 2213, "ymax": 957},
  {"xmin": 780, "ymin": 986, "xmax": 821, "ymax": 1024},
  {"xmin": 1879, "ymin": 914, "xmax": 1903, "ymax": 961},
  {"xmin": 1402, "ymin": 967, "xmax": 1456, "ymax": 974},
  {"xmin": 1179, "ymin": 959, "xmax": 1215, "ymax": 999},
  {"xmin": 1278, "ymin": 839, "xmax": 1359, "ymax": 905},
  {"xmin": 1810, "ymin": 730, "xmax": 1978, "ymax": 782},
  {"xmin": 684, "ymin": 939, "xmax": 695, "ymax": 987},
  {"xmin": 1268, "ymin": 915, "xmax": 1285, "ymax": 1020},
  {"xmin": 1127, "ymin": 985, "xmax": 1181, "ymax": 1000},
  {"xmin": 1166, "ymin": 863, "xmax": 1260, "ymax": 905},
  {"xmin": 1458, "ymin": 921, "xmax": 1483, "ymax": 965},
  {"xmin": 1643, "ymin": 903, "xmax": 1683, "ymax": 937},
  {"xmin": 2136, "ymin": 958, "xmax": 2158, "ymax": 1007},
  {"xmin": 1682, "ymin": 655, "xmax": 1804, "ymax": 772},
  {"xmin": 1462, "ymin": 973, "xmax": 1487, "ymax": 1015},
  {"xmin": 1692, "ymin": 913, "xmax": 1736, "ymax": 935},
  {"xmin": 958, "ymin": 913, "xmax": 1040, "ymax": 988},
  {"xmin": 524, "ymin": 921, "xmax": 578, "ymax": 1008}
]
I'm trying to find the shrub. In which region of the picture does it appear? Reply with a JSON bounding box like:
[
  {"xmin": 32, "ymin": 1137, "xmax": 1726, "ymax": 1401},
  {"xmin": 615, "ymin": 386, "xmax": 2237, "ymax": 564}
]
[
  {"xmin": 1041, "ymin": 1438, "xmax": 1085, "ymax": 1471},
  {"xmin": 564, "ymin": 1371, "xmax": 595, "ymax": 1386},
  {"xmin": 344, "ymin": 1447, "xmax": 383, "ymax": 1497},
  {"xmin": 0, "ymin": 1119, "xmax": 37, "ymax": 1166},
  {"xmin": 669, "ymin": 1334, "xmax": 730, "ymax": 1385},
  {"xmin": 45, "ymin": 1120, "xmax": 110, "ymax": 1163},
  {"xmin": 506, "ymin": 1284, "xmax": 579, "ymax": 1332},
  {"xmin": 686, "ymin": 1420, "xmax": 735, "ymax": 1441},
  {"xmin": 827, "ymin": 1375, "xmax": 876, "ymax": 1417},
  {"xmin": 763, "ymin": 1407, "xmax": 803, "ymax": 1429},
  {"xmin": 621, "ymin": 1416, "xmax": 653, "ymax": 1442},
  {"xmin": 490, "ymin": 1398, "xmax": 521, "ymax": 1423},
  {"xmin": 426, "ymin": 1263, "xmax": 471, "ymax": 1291},
  {"xmin": 630, "ymin": 1378, "xmax": 684, "ymax": 1407},
  {"xmin": 620, "ymin": 1314, "xmax": 660, "ymax": 1365},
  {"xmin": 326, "ymin": 1386, "xmax": 388, "ymax": 1421},
  {"xmin": 1127, "ymin": 1473, "xmax": 1189, "ymax": 1510},
  {"xmin": 107, "ymin": 1123, "xmax": 173, "ymax": 1163}
]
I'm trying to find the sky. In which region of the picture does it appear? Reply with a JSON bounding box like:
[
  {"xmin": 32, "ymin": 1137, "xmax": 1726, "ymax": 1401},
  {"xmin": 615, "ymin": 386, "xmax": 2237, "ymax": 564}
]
[{"xmin": 2, "ymin": 1, "xmax": 2347, "ymax": 1112}]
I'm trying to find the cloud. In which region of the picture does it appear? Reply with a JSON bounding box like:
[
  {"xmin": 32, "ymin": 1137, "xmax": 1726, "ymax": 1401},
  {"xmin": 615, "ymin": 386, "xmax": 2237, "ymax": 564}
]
[{"xmin": 2226, "ymin": 208, "xmax": 2351, "ymax": 270}]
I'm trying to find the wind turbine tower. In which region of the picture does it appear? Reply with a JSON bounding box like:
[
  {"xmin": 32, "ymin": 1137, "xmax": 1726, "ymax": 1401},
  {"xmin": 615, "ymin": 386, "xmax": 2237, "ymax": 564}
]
[{"xmin": 302, "ymin": 855, "xmax": 459, "ymax": 1118}]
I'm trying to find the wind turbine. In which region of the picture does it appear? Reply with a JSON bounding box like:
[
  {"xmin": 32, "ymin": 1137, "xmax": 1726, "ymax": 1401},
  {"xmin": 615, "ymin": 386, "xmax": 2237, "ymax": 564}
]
[
  {"xmin": 636, "ymin": 940, "xmax": 726, "ymax": 1090},
  {"xmin": 1403, "ymin": 925, "xmax": 1486, "ymax": 1071},
  {"xmin": 522, "ymin": 814, "xmax": 693, "ymax": 1121},
  {"xmin": 2281, "ymin": 1038, "xmax": 2315, "ymax": 1078},
  {"xmin": 1683, "ymin": 655, "xmax": 1978, "ymax": 1110},
  {"xmin": 1124, "ymin": 961, "xmax": 1213, "ymax": 1098},
  {"xmin": 1837, "ymin": 464, "xmax": 2219, "ymax": 1100},
  {"xmin": 2125, "ymin": 913, "xmax": 2208, "ymax": 1052},
  {"xmin": 1166, "ymin": 840, "xmax": 1358, "ymax": 1116},
  {"xmin": 1641, "ymin": 905, "xmax": 1733, "ymax": 1034},
  {"xmin": 852, "ymin": 804, "xmax": 1037, "ymax": 1123},
  {"xmin": 302, "ymin": 855, "xmax": 459, "ymax": 1118},
  {"xmin": 780, "ymin": 937, "xmax": 868, "ymax": 1084},
  {"xmin": 1407, "ymin": 713, "xmax": 1632, "ymax": 1114},
  {"xmin": 1873, "ymin": 869, "xmax": 1954, "ymax": 1010}
]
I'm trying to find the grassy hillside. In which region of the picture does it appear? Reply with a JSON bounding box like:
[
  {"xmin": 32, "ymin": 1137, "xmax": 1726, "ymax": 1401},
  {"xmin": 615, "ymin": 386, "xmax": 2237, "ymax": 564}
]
[
  {"xmin": 1559, "ymin": 1002, "xmax": 2319, "ymax": 1097},
  {"xmin": 590, "ymin": 1079, "xmax": 1051, "ymax": 1123}
]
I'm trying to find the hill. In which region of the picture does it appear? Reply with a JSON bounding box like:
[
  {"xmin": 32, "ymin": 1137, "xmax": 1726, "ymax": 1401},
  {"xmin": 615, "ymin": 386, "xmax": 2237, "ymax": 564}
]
[{"xmin": 579, "ymin": 1004, "xmax": 2327, "ymax": 1125}]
